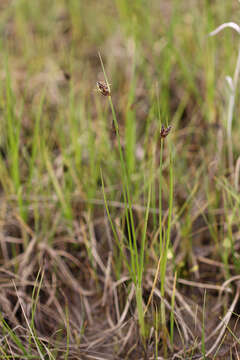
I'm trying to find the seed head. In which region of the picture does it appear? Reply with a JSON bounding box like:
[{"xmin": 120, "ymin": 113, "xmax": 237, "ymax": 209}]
[
  {"xmin": 96, "ymin": 81, "xmax": 111, "ymax": 96},
  {"xmin": 160, "ymin": 125, "xmax": 172, "ymax": 139}
]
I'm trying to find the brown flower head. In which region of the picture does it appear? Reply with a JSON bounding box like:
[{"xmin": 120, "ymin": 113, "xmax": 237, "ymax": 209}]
[
  {"xmin": 96, "ymin": 81, "xmax": 111, "ymax": 96},
  {"xmin": 160, "ymin": 125, "xmax": 172, "ymax": 139}
]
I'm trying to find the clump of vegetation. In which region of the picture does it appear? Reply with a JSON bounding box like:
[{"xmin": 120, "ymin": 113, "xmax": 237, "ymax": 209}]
[{"xmin": 0, "ymin": 1, "xmax": 240, "ymax": 359}]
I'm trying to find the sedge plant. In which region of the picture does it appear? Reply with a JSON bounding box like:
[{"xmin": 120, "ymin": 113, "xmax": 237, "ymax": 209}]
[{"xmin": 98, "ymin": 53, "xmax": 174, "ymax": 348}]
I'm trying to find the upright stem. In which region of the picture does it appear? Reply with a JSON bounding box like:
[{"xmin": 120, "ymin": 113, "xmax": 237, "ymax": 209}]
[
  {"xmin": 227, "ymin": 45, "xmax": 240, "ymax": 177},
  {"xmin": 159, "ymin": 140, "xmax": 163, "ymax": 254}
]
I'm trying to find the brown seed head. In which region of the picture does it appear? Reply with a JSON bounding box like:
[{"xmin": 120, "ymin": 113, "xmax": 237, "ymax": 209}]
[
  {"xmin": 160, "ymin": 125, "xmax": 172, "ymax": 139},
  {"xmin": 96, "ymin": 81, "xmax": 111, "ymax": 96}
]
